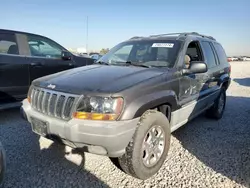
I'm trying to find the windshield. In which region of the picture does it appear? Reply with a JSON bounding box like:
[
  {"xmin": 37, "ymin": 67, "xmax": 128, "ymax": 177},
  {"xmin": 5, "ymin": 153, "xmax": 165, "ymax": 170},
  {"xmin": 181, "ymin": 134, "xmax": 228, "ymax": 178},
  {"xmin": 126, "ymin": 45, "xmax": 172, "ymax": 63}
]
[{"xmin": 97, "ymin": 40, "xmax": 182, "ymax": 68}]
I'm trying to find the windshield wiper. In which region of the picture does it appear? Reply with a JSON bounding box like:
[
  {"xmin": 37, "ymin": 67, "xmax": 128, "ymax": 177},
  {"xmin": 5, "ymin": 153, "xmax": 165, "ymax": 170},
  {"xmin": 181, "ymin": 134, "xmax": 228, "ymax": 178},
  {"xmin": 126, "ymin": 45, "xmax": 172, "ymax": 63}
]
[
  {"xmin": 125, "ymin": 61, "xmax": 151, "ymax": 68},
  {"xmin": 94, "ymin": 61, "xmax": 109, "ymax": 65}
]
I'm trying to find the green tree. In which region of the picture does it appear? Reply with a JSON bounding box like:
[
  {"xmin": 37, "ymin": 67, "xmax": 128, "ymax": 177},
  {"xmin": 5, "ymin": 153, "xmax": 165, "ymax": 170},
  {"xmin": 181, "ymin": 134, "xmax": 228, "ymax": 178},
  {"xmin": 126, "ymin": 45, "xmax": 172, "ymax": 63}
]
[{"xmin": 100, "ymin": 48, "xmax": 109, "ymax": 55}]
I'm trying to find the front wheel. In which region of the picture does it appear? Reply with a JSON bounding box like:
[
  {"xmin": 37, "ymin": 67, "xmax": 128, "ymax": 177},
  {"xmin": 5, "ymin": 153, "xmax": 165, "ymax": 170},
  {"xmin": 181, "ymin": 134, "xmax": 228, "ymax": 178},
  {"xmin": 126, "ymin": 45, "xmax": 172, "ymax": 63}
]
[
  {"xmin": 206, "ymin": 87, "xmax": 226, "ymax": 119},
  {"xmin": 116, "ymin": 110, "xmax": 171, "ymax": 180}
]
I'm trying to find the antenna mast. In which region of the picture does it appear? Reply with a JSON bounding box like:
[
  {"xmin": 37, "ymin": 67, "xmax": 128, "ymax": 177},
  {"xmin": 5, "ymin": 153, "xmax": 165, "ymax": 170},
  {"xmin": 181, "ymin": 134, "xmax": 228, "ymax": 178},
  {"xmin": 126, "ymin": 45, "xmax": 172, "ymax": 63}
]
[{"xmin": 86, "ymin": 16, "xmax": 88, "ymax": 54}]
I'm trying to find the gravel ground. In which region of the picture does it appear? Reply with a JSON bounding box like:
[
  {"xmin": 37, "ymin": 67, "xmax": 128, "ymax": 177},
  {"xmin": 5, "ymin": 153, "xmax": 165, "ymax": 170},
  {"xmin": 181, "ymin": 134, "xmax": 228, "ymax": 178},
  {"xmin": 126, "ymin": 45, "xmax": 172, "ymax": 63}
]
[{"xmin": 1, "ymin": 61, "xmax": 250, "ymax": 188}]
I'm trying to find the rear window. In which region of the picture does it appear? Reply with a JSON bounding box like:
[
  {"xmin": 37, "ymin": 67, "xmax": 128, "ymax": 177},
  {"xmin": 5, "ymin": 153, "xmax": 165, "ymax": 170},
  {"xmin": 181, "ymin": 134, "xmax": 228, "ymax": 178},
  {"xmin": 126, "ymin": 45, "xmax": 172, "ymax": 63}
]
[{"xmin": 213, "ymin": 43, "xmax": 228, "ymax": 64}]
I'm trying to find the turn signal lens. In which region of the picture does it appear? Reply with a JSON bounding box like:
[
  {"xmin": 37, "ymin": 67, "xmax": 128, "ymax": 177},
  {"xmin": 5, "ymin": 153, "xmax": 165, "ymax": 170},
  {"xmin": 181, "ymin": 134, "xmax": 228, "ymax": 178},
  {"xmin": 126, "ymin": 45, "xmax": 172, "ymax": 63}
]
[
  {"xmin": 27, "ymin": 96, "xmax": 31, "ymax": 103},
  {"xmin": 73, "ymin": 112, "xmax": 118, "ymax": 120},
  {"xmin": 27, "ymin": 86, "xmax": 33, "ymax": 103}
]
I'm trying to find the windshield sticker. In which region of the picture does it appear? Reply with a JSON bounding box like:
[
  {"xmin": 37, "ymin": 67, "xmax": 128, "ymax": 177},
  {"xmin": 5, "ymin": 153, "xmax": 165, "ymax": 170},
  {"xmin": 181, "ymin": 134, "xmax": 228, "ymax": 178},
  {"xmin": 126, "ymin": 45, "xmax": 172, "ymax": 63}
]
[{"xmin": 152, "ymin": 43, "xmax": 174, "ymax": 48}]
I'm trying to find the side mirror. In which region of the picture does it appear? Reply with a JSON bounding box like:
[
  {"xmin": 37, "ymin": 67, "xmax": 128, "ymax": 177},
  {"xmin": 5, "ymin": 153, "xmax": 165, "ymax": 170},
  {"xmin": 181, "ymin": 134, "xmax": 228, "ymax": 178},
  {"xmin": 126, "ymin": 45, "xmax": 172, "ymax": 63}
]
[
  {"xmin": 182, "ymin": 61, "xmax": 207, "ymax": 75},
  {"xmin": 61, "ymin": 51, "xmax": 72, "ymax": 60}
]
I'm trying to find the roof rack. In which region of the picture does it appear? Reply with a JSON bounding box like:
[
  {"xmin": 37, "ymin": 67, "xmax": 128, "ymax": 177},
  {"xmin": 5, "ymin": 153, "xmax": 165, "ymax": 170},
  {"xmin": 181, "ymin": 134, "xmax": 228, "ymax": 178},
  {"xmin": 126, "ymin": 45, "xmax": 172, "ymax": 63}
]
[
  {"xmin": 149, "ymin": 33, "xmax": 183, "ymax": 37},
  {"xmin": 186, "ymin": 32, "xmax": 216, "ymax": 41},
  {"xmin": 148, "ymin": 32, "xmax": 216, "ymax": 41},
  {"xmin": 129, "ymin": 36, "xmax": 145, "ymax": 40}
]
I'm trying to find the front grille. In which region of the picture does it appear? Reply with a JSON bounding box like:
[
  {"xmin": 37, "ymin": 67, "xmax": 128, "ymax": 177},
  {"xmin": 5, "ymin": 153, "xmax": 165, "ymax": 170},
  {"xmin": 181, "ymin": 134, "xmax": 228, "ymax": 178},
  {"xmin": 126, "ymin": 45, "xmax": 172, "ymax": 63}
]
[{"xmin": 30, "ymin": 87, "xmax": 79, "ymax": 120}]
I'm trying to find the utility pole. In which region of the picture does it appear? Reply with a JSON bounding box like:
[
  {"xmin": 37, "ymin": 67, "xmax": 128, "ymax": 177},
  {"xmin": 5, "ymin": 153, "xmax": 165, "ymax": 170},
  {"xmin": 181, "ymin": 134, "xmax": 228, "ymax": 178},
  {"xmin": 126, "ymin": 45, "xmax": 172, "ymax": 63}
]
[{"xmin": 86, "ymin": 16, "xmax": 88, "ymax": 54}]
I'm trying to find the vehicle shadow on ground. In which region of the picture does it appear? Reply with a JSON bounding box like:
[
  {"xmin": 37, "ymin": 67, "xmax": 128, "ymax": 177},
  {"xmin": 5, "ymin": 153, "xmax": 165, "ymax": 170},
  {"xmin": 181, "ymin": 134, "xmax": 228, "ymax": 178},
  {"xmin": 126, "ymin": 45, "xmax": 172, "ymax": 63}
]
[
  {"xmin": 0, "ymin": 108, "xmax": 109, "ymax": 188},
  {"xmin": 172, "ymin": 95, "xmax": 250, "ymax": 187},
  {"xmin": 233, "ymin": 78, "xmax": 250, "ymax": 87}
]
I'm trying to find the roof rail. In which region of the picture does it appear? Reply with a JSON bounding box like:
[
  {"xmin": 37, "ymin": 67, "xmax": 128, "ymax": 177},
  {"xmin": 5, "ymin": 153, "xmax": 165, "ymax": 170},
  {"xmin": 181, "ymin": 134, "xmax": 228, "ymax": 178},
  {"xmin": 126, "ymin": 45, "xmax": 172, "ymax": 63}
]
[
  {"xmin": 149, "ymin": 32, "xmax": 216, "ymax": 41},
  {"xmin": 184, "ymin": 32, "xmax": 216, "ymax": 41},
  {"xmin": 129, "ymin": 36, "xmax": 145, "ymax": 40},
  {"xmin": 149, "ymin": 33, "xmax": 183, "ymax": 37}
]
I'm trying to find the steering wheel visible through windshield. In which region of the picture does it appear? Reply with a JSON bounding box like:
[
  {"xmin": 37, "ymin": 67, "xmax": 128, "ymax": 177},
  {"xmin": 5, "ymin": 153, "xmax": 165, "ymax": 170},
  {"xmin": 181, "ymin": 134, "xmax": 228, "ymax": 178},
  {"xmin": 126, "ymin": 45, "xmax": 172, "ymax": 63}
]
[{"xmin": 97, "ymin": 40, "xmax": 182, "ymax": 68}]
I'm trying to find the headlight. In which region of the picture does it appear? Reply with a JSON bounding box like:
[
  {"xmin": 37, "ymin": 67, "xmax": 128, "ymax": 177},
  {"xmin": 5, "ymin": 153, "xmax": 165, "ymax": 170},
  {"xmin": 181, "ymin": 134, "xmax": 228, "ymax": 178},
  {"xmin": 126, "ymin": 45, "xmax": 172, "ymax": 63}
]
[{"xmin": 73, "ymin": 96, "xmax": 124, "ymax": 121}]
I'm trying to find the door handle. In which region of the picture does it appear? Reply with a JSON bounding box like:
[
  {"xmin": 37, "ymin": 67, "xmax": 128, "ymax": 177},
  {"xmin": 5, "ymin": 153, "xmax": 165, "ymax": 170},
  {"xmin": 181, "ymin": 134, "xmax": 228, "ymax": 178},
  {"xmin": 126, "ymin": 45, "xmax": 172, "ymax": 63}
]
[{"xmin": 31, "ymin": 62, "xmax": 43, "ymax": 67}]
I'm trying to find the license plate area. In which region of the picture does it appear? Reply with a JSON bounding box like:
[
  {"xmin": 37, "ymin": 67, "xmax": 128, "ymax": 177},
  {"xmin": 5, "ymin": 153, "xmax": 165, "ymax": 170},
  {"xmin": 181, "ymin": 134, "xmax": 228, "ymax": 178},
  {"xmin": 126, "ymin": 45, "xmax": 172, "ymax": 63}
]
[{"xmin": 31, "ymin": 117, "xmax": 48, "ymax": 136}]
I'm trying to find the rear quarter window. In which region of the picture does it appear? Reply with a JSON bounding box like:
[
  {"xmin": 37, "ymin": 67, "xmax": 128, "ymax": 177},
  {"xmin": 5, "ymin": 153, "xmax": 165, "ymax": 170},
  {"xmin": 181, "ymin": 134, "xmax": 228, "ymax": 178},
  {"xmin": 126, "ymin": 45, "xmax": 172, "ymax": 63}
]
[{"xmin": 213, "ymin": 43, "xmax": 228, "ymax": 64}]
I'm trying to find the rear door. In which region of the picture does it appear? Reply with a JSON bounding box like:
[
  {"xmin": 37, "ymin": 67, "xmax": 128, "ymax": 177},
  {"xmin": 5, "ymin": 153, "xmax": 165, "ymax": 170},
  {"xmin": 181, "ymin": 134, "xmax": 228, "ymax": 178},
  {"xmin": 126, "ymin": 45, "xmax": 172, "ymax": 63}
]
[
  {"xmin": 24, "ymin": 34, "xmax": 75, "ymax": 82},
  {"xmin": 211, "ymin": 42, "xmax": 231, "ymax": 81},
  {"xmin": 0, "ymin": 31, "xmax": 29, "ymax": 102},
  {"xmin": 200, "ymin": 41, "xmax": 221, "ymax": 100}
]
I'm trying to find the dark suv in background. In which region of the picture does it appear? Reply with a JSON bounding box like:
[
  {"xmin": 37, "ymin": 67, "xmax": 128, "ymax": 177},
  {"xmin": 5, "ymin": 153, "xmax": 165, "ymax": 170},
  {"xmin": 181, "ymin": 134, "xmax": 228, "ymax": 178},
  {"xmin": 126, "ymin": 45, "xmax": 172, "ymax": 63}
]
[
  {"xmin": 21, "ymin": 32, "xmax": 231, "ymax": 180},
  {"xmin": 0, "ymin": 29, "xmax": 94, "ymax": 109}
]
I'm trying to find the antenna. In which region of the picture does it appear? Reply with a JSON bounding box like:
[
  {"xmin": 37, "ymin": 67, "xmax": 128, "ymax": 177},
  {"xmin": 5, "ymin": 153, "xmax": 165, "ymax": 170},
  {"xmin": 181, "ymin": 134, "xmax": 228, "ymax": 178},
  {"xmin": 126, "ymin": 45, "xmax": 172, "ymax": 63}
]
[{"xmin": 86, "ymin": 16, "xmax": 88, "ymax": 54}]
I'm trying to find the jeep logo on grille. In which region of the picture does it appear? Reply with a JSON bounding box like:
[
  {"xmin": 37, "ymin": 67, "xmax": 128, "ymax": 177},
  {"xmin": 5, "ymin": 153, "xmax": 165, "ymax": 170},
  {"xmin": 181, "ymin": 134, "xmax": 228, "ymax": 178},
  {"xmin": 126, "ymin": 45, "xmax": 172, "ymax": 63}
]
[{"xmin": 47, "ymin": 84, "xmax": 56, "ymax": 89}]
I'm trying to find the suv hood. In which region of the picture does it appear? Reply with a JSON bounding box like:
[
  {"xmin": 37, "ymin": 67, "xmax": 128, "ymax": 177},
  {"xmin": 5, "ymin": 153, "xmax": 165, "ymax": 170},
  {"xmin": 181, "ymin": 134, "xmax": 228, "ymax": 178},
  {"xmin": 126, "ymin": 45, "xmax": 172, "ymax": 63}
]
[{"xmin": 33, "ymin": 65, "xmax": 164, "ymax": 94}]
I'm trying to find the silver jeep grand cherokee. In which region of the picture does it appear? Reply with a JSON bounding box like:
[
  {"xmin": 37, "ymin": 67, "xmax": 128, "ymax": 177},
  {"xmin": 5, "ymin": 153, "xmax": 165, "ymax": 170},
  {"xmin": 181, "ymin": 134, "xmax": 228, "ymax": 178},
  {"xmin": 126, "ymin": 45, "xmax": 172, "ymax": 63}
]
[{"xmin": 20, "ymin": 32, "xmax": 231, "ymax": 180}]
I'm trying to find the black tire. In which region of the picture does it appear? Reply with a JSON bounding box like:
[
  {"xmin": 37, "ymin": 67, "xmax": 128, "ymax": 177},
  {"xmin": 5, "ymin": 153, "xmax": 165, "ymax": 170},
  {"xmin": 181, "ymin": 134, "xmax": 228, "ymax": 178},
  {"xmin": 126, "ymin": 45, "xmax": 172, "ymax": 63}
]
[
  {"xmin": 109, "ymin": 157, "xmax": 123, "ymax": 171},
  {"xmin": 117, "ymin": 110, "xmax": 171, "ymax": 180},
  {"xmin": 206, "ymin": 87, "xmax": 226, "ymax": 119}
]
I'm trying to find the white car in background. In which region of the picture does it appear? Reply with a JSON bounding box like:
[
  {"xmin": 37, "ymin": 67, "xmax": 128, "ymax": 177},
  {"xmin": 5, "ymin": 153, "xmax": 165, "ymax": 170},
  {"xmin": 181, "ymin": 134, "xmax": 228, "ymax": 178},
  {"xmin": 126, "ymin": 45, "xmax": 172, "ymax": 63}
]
[
  {"xmin": 230, "ymin": 57, "xmax": 238, "ymax": 61},
  {"xmin": 243, "ymin": 57, "xmax": 250, "ymax": 61},
  {"xmin": 90, "ymin": 54, "xmax": 102, "ymax": 62}
]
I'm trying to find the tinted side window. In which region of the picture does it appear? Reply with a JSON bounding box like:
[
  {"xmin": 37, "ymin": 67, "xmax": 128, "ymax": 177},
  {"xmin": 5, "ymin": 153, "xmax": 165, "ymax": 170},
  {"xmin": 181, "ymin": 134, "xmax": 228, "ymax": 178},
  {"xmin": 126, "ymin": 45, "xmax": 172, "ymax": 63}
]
[
  {"xmin": 202, "ymin": 42, "xmax": 217, "ymax": 68},
  {"xmin": 213, "ymin": 43, "xmax": 228, "ymax": 64},
  {"xmin": 0, "ymin": 33, "xmax": 19, "ymax": 55},
  {"xmin": 27, "ymin": 35, "xmax": 63, "ymax": 59},
  {"xmin": 111, "ymin": 45, "xmax": 133, "ymax": 62}
]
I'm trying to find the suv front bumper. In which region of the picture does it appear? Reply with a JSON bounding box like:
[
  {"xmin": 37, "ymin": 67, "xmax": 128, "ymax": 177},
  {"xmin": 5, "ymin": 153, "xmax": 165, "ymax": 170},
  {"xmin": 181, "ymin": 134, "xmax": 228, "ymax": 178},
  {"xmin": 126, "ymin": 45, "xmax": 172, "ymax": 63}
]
[{"xmin": 21, "ymin": 99, "xmax": 139, "ymax": 157}]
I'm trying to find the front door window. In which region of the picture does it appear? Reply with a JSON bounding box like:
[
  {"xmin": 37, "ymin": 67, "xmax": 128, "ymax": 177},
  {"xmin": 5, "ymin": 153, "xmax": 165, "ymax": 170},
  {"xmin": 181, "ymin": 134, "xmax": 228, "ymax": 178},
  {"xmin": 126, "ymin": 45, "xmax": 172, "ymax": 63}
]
[{"xmin": 27, "ymin": 35, "xmax": 64, "ymax": 59}]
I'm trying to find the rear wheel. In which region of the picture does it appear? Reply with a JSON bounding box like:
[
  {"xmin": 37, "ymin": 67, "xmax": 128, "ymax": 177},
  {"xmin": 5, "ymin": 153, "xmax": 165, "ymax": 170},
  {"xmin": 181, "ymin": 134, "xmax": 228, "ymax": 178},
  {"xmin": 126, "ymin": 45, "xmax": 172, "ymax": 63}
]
[
  {"xmin": 112, "ymin": 110, "xmax": 171, "ymax": 180},
  {"xmin": 206, "ymin": 87, "xmax": 226, "ymax": 119}
]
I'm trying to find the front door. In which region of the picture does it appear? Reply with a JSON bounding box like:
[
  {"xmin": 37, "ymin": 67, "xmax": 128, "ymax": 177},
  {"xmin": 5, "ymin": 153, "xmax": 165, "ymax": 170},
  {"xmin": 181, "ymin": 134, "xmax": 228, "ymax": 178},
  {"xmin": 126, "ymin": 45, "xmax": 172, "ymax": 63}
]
[
  {"xmin": 179, "ymin": 41, "xmax": 209, "ymax": 103},
  {"xmin": 0, "ymin": 32, "xmax": 29, "ymax": 102},
  {"xmin": 25, "ymin": 34, "xmax": 75, "ymax": 82},
  {"xmin": 179, "ymin": 41, "xmax": 211, "ymax": 118}
]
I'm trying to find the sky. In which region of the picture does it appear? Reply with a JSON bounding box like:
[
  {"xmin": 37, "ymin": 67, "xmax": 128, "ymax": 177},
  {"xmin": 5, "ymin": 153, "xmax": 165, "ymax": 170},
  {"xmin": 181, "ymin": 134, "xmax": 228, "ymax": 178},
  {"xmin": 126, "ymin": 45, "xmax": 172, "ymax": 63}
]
[{"xmin": 1, "ymin": 0, "xmax": 250, "ymax": 56}]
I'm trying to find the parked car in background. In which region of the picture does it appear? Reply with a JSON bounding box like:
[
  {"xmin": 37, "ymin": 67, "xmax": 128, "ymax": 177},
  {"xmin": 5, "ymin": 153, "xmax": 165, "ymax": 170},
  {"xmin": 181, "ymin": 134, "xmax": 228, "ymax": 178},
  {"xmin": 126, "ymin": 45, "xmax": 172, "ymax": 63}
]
[
  {"xmin": 89, "ymin": 52, "xmax": 100, "ymax": 56},
  {"xmin": 238, "ymin": 57, "xmax": 244, "ymax": 61},
  {"xmin": 243, "ymin": 57, "xmax": 250, "ymax": 61},
  {"xmin": 90, "ymin": 53, "xmax": 102, "ymax": 62},
  {"xmin": 0, "ymin": 29, "xmax": 94, "ymax": 109},
  {"xmin": 21, "ymin": 32, "xmax": 231, "ymax": 180},
  {"xmin": 0, "ymin": 142, "xmax": 6, "ymax": 188}
]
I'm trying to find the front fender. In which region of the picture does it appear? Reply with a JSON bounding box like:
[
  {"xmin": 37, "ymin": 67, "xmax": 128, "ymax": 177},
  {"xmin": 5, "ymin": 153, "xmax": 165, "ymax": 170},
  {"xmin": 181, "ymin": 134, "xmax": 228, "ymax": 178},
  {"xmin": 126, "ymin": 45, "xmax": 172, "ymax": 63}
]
[{"xmin": 119, "ymin": 90, "xmax": 178, "ymax": 120}]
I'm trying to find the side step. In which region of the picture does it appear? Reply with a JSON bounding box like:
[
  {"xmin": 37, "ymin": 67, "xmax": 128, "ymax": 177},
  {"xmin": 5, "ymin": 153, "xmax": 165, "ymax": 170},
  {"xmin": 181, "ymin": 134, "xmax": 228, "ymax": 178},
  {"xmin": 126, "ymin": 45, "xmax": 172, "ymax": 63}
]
[{"xmin": 0, "ymin": 102, "xmax": 21, "ymax": 111}]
